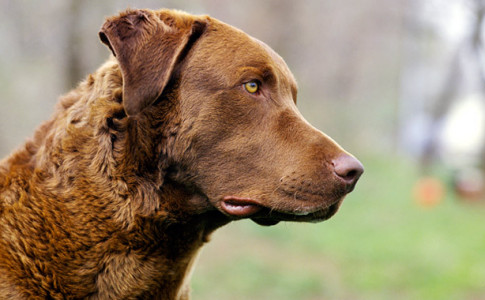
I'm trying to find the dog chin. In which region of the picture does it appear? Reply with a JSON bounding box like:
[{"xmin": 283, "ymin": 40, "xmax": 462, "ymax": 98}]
[
  {"xmin": 250, "ymin": 200, "xmax": 342, "ymax": 226},
  {"xmin": 251, "ymin": 218, "xmax": 280, "ymax": 226}
]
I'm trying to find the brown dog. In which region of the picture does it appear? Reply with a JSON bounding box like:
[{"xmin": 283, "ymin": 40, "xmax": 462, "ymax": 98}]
[{"xmin": 0, "ymin": 8, "xmax": 363, "ymax": 299}]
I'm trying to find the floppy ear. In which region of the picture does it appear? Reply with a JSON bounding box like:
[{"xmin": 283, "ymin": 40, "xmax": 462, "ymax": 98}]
[{"xmin": 99, "ymin": 9, "xmax": 206, "ymax": 117}]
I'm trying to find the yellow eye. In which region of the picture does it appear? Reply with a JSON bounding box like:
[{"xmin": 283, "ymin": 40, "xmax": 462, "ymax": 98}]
[{"xmin": 244, "ymin": 81, "xmax": 259, "ymax": 94}]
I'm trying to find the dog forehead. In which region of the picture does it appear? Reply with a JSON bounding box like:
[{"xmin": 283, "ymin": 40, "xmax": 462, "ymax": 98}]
[
  {"xmin": 251, "ymin": 37, "xmax": 297, "ymax": 86},
  {"xmin": 191, "ymin": 18, "xmax": 297, "ymax": 88}
]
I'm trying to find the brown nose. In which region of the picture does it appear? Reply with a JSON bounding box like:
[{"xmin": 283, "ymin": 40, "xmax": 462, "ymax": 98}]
[{"xmin": 332, "ymin": 154, "xmax": 364, "ymax": 191}]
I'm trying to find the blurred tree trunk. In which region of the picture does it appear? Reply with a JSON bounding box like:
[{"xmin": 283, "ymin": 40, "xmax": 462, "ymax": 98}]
[
  {"xmin": 421, "ymin": 0, "xmax": 485, "ymax": 173},
  {"xmin": 420, "ymin": 49, "xmax": 461, "ymax": 172},
  {"xmin": 65, "ymin": 0, "xmax": 84, "ymax": 90},
  {"xmin": 473, "ymin": 1, "xmax": 485, "ymax": 172}
]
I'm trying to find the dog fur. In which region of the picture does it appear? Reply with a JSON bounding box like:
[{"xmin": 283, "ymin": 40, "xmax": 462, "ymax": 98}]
[{"xmin": 0, "ymin": 8, "xmax": 363, "ymax": 299}]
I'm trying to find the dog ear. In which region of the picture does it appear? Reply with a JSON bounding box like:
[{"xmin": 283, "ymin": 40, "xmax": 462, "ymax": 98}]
[{"xmin": 99, "ymin": 9, "xmax": 207, "ymax": 117}]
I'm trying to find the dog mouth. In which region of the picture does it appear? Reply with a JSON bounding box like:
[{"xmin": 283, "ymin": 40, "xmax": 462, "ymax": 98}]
[{"xmin": 220, "ymin": 196, "xmax": 343, "ymax": 226}]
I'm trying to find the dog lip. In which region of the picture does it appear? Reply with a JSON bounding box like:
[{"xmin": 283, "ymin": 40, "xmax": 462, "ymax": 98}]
[
  {"xmin": 221, "ymin": 196, "xmax": 263, "ymax": 217},
  {"xmin": 221, "ymin": 195, "xmax": 343, "ymax": 224}
]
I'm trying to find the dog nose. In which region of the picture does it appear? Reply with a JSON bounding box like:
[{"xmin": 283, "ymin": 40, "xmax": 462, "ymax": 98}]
[{"xmin": 332, "ymin": 154, "xmax": 364, "ymax": 191}]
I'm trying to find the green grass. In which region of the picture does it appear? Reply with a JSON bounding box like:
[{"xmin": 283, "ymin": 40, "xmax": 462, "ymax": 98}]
[{"xmin": 191, "ymin": 154, "xmax": 485, "ymax": 299}]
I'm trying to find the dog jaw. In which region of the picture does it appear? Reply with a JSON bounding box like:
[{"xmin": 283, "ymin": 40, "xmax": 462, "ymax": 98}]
[{"xmin": 218, "ymin": 194, "xmax": 345, "ymax": 226}]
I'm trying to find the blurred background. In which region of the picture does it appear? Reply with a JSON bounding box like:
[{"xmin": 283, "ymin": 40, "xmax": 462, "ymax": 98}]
[{"xmin": 1, "ymin": 0, "xmax": 484, "ymax": 299}]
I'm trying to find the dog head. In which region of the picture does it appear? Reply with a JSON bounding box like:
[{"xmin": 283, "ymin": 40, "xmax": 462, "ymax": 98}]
[{"xmin": 99, "ymin": 9, "xmax": 363, "ymax": 226}]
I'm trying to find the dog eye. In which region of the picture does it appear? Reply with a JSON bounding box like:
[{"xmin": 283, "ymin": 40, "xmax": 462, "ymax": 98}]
[{"xmin": 244, "ymin": 81, "xmax": 260, "ymax": 94}]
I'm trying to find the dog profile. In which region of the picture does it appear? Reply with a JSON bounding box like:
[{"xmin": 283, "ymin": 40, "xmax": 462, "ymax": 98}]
[{"xmin": 0, "ymin": 8, "xmax": 363, "ymax": 299}]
